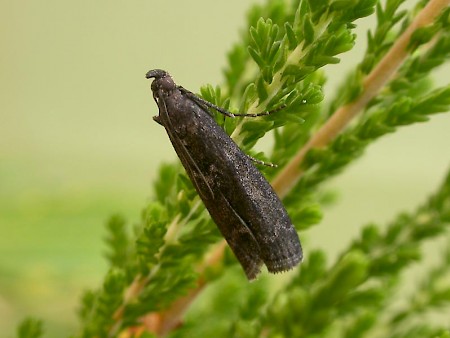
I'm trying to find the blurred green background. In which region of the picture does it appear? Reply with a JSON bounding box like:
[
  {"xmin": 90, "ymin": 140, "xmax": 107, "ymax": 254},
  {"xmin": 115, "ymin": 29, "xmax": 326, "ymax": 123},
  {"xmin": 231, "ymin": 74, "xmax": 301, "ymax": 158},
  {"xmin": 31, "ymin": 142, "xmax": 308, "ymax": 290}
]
[{"xmin": 1, "ymin": 1, "xmax": 449, "ymax": 336}]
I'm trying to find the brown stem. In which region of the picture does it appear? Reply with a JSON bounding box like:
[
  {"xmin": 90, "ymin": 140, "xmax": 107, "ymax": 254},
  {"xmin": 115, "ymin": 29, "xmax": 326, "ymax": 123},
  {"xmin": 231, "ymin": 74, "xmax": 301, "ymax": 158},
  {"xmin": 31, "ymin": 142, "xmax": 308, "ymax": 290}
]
[{"xmin": 142, "ymin": 241, "xmax": 227, "ymax": 337}]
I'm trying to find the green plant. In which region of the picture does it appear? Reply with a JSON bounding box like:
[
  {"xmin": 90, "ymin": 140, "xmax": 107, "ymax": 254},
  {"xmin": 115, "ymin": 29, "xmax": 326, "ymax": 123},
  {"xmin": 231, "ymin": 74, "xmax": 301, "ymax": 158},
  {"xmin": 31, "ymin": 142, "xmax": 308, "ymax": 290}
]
[{"xmin": 18, "ymin": 0, "xmax": 450, "ymax": 337}]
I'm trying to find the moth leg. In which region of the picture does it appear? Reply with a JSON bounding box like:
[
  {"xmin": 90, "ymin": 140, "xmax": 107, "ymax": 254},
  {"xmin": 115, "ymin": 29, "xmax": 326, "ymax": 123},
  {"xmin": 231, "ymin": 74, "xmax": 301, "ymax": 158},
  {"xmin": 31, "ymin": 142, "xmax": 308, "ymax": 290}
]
[
  {"xmin": 160, "ymin": 98, "xmax": 217, "ymax": 201},
  {"xmin": 246, "ymin": 154, "xmax": 277, "ymax": 168},
  {"xmin": 152, "ymin": 91, "xmax": 160, "ymax": 104},
  {"xmin": 152, "ymin": 89, "xmax": 165, "ymax": 126},
  {"xmin": 178, "ymin": 145, "xmax": 216, "ymax": 201}
]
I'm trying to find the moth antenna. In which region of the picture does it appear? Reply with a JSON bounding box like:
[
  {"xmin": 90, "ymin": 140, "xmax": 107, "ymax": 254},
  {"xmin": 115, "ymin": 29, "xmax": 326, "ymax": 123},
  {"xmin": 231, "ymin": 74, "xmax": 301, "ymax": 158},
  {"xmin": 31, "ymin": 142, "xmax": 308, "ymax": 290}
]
[
  {"xmin": 179, "ymin": 87, "xmax": 286, "ymax": 118},
  {"xmin": 179, "ymin": 87, "xmax": 235, "ymax": 117}
]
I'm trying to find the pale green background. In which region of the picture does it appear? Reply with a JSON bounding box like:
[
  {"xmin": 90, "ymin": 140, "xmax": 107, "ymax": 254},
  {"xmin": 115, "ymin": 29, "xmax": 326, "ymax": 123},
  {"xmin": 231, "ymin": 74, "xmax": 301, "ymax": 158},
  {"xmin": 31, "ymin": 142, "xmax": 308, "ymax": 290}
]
[{"xmin": 1, "ymin": 1, "xmax": 449, "ymax": 336}]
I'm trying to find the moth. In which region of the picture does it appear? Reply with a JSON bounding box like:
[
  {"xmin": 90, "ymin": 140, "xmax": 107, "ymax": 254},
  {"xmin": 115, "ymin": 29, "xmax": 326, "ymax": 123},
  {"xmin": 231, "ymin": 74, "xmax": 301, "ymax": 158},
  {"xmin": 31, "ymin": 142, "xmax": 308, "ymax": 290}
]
[{"xmin": 146, "ymin": 69, "xmax": 302, "ymax": 280}]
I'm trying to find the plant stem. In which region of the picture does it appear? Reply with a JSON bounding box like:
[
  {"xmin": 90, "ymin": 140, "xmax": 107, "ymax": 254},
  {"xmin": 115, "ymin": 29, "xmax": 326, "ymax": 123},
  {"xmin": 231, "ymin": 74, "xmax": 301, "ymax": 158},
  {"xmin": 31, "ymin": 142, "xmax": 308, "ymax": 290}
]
[
  {"xmin": 271, "ymin": 0, "xmax": 450, "ymax": 198},
  {"xmin": 144, "ymin": 241, "xmax": 227, "ymax": 337}
]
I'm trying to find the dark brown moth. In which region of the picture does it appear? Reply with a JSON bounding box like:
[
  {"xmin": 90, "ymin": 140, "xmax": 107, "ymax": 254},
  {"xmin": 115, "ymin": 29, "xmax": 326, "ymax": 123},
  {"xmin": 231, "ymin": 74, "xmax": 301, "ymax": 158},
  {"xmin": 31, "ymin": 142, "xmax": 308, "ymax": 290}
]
[{"xmin": 146, "ymin": 69, "xmax": 302, "ymax": 280}]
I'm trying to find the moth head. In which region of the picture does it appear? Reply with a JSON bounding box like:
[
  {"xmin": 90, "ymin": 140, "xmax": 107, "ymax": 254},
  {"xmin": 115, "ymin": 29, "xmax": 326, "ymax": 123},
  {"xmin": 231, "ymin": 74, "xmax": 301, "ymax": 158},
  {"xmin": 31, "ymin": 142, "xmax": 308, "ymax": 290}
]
[{"xmin": 146, "ymin": 69, "xmax": 176, "ymax": 94}]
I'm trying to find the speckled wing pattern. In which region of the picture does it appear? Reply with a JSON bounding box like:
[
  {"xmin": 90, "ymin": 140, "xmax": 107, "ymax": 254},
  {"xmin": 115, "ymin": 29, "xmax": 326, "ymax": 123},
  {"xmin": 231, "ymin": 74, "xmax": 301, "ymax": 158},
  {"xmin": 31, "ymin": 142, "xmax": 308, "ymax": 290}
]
[{"xmin": 147, "ymin": 69, "xmax": 302, "ymax": 280}]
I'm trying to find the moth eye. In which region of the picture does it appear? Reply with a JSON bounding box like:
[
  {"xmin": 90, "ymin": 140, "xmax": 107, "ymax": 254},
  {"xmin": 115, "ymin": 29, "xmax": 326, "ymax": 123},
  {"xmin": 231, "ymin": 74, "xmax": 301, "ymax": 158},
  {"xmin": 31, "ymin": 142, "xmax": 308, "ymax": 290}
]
[{"xmin": 160, "ymin": 77, "xmax": 176, "ymax": 92}]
